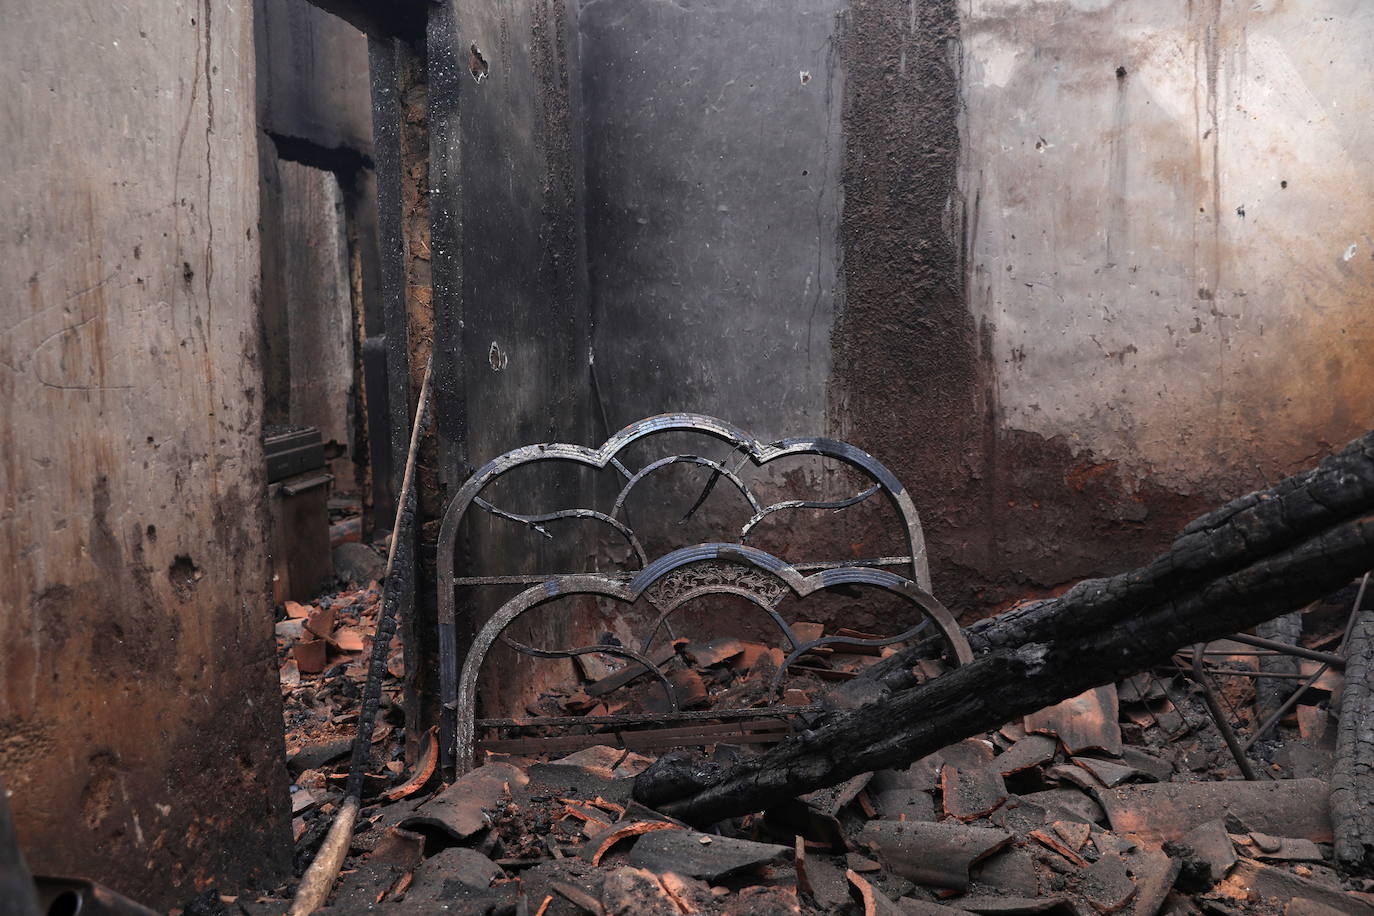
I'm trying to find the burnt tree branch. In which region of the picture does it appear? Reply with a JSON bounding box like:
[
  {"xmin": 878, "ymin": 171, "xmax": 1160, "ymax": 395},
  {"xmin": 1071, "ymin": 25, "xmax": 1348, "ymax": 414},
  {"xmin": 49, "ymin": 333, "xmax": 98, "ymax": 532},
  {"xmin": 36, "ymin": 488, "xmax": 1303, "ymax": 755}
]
[{"xmin": 634, "ymin": 431, "xmax": 1374, "ymax": 826}]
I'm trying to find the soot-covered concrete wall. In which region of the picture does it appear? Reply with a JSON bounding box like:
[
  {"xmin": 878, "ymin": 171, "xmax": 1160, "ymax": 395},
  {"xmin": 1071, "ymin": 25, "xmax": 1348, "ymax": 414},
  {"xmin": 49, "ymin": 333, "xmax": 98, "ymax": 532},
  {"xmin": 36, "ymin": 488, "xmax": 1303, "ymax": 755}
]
[
  {"xmin": 255, "ymin": 0, "xmax": 375, "ymax": 155},
  {"xmin": 0, "ymin": 0, "xmax": 291, "ymax": 904}
]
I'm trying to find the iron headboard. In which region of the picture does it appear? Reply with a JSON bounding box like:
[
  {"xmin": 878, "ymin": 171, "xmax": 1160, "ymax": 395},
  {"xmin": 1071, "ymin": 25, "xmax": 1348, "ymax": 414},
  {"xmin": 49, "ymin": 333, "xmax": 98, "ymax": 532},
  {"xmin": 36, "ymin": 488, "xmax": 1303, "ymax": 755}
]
[{"xmin": 435, "ymin": 413, "xmax": 970, "ymax": 773}]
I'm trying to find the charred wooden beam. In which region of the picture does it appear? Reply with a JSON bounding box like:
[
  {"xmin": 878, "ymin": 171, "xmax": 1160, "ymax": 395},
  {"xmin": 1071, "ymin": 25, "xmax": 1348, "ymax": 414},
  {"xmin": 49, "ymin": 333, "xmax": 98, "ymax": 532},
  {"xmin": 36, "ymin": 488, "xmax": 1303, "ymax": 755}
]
[
  {"xmin": 1255, "ymin": 611, "xmax": 1303, "ymax": 719},
  {"xmin": 1332, "ymin": 607, "xmax": 1374, "ymax": 872},
  {"xmin": 634, "ymin": 431, "xmax": 1374, "ymax": 825}
]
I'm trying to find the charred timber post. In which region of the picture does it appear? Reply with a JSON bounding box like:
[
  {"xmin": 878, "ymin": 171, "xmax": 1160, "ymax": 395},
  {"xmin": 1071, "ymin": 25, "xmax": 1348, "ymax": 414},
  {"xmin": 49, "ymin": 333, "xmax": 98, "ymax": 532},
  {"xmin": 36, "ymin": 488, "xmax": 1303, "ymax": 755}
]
[
  {"xmin": 1332, "ymin": 605, "xmax": 1374, "ymax": 873},
  {"xmin": 377, "ymin": 36, "xmax": 444, "ymax": 761},
  {"xmin": 635, "ymin": 431, "xmax": 1374, "ymax": 825},
  {"xmin": 1255, "ymin": 611, "xmax": 1303, "ymax": 720}
]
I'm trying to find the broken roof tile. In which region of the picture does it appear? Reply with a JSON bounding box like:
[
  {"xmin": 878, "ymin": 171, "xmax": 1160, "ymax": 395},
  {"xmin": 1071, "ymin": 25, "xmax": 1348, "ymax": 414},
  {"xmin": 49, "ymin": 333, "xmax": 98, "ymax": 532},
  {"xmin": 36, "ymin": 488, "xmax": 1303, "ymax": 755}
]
[
  {"xmin": 995, "ymin": 734, "xmax": 1059, "ymax": 777},
  {"xmin": 942, "ymin": 762, "xmax": 1009, "ymax": 822},
  {"xmin": 1217, "ymin": 859, "xmax": 1372, "ymax": 915},
  {"xmin": 859, "ymin": 820, "xmax": 1013, "ymax": 891},
  {"xmin": 1080, "ymin": 853, "xmax": 1138, "ymax": 914},
  {"xmin": 1025, "ymin": 685, "xmax": 1123, "ymax": 757},
  {"xmin": 1176, "ymin": 819, "xmax": 1236, "ymax": 887},
  {"xmin": 969, "ymin": 843, "xmax": 1040, "ymax": 896},
  {"xmin": 601, "ymin": 866, "xmax": 683, "ymax": 916},
  {"xmin": 627, "ymin": 830, "xmax": 790, "ymax": 882},
  {"xmin": 399, "ymin": 762, "xmax": 528, "ymax": 842},
  {"xmin": 582, "ymin": 820, "xmax": 685, "ymax": 867},
  {"xmin": 1071, "ymin": 756, "xmax": 1150, "ymax": 788},
  {"xmin": 1097, "ymin": 778, "xmax": 1332, "ymax": 848},
  {"xmin": 1020, "ymin": 788, "xmax": 1106, "ymax": 826}
]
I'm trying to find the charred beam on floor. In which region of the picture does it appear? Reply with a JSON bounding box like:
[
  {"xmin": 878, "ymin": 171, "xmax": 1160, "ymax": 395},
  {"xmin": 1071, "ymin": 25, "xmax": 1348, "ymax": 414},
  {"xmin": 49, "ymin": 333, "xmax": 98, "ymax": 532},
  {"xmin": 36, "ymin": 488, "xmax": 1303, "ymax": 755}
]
[{"xmin": 633, "ymin": 430, "xmax": 1374, "ymax": 825}]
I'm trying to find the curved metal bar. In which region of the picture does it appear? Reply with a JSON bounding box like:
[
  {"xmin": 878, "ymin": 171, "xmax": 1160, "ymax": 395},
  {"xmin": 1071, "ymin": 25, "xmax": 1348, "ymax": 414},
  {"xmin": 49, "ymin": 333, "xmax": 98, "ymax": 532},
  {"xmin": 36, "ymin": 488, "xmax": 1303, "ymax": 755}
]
[
  {"xmin": 472, "ymin": 500, "xmax": 648, "ymax": 568},
  {"xmin": 455, "ymin": 575, "xmax": 637, "ymax": 772},
  {"xmin": 740, "ymin": 485, "xmax": 882, "ymax": 539},
  {"xmin": 452, "ymin": 545, "xmax": 969, "ymax": 771},
  {"xmin": 680, "ymin": 443, "xmax": 751, "ymax": 523},
  {"xmin": 610, "ymin": 454, "xmax": 763, "ymax": 521},
  {"xmin": 438, "ymin": 413, "xmax": 934, "ymax": 772},
  {"xmin": 626, "ymin": 543, "xmax": 805, "ymax": 593},
  {"xmin": 639, "ymin": 586, "xmax": 802, "ymax": 657}
]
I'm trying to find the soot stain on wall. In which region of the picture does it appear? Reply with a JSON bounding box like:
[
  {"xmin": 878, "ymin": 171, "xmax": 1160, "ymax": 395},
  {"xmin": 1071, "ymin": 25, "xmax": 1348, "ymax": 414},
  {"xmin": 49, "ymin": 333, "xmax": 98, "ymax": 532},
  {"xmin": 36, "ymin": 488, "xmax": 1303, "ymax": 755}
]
[{"xmin": 831, "ymin": 0, "xmax": 1215, "ymax": 617}]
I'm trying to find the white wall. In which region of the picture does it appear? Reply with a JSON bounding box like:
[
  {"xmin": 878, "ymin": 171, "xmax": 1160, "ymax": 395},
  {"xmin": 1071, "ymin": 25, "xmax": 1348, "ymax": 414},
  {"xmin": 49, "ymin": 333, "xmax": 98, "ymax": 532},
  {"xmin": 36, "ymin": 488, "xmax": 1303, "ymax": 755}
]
[{"xmin": 964, "ymin": 0, "xmax": 1374, "ymax": 494}]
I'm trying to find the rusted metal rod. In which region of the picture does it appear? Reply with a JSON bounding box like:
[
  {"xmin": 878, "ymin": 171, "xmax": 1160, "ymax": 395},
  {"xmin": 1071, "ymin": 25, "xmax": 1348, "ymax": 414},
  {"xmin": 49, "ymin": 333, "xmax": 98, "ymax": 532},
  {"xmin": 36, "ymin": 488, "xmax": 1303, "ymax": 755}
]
[
  {"xmin": 348, "ymin": 353, "xmax": 432, "ymax": 796},
  {"xmin": 1162, "ymin": 663, "xmax": 1327, "ymax": 681},
  {"xmin": 1188, "ymin": 645, "xmax": 1258, "ymax": 780},
  {"xmin": 1223, "ymin": 633, "xmax": 1346, "ymax": 669},
  {"xmin": 478, "ymin": 705, "xmax": 820, "ymax": 730}
]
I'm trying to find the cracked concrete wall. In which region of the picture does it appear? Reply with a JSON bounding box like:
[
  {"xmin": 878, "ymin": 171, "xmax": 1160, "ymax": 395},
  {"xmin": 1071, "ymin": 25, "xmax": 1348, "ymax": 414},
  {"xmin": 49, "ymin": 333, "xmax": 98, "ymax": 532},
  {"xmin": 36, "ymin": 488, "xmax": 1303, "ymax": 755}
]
[{"xmin": 0, "ymin": 0, "xmax": 291, "ymax": 905}]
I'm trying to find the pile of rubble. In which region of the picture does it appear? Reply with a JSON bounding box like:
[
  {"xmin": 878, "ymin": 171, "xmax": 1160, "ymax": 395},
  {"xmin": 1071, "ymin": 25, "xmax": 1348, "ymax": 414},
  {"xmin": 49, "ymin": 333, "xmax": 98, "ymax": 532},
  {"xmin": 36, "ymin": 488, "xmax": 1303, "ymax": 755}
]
[
  {"xmin": 274, "ymin": 578, "xmax": 408, "ymax": 868},
  {"xmin": 199, "ymin": 593, "xmax": 1374, "ymax": 916}
]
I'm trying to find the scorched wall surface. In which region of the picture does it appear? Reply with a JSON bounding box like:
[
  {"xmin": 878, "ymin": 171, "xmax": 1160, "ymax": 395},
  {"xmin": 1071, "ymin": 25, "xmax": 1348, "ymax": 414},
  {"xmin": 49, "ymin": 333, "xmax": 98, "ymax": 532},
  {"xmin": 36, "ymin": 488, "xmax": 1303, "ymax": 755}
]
[{"xmin": 0, "ymin": 0, "xmax": 291, "ymax": 904}]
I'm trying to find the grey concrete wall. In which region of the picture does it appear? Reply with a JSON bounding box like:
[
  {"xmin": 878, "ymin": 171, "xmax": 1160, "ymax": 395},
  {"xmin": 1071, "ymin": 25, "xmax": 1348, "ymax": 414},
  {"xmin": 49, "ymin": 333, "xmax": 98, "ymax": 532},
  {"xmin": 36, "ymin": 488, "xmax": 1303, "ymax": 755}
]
[
  {"xmin": 579, "ymin": 0, "xmax": 845, "ymax": 440},
  {"xmin": 0, "ymin": 0, "xmax": 291, "ymax": 905},
  {"xmin": 255, "ymin": 0, "xmax": 381, "ymax": 502},
  {"xmin": 272, "ymin": 159, "xmax": 355, "ymax": 456}
]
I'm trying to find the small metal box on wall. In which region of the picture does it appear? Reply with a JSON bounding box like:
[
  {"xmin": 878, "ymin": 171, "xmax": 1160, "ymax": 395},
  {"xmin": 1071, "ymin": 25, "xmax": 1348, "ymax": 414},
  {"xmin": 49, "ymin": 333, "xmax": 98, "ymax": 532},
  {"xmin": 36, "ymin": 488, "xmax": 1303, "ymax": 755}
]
[{"xmin": 265, "ymin": 425, "xmax": 333, "ymax": 603}]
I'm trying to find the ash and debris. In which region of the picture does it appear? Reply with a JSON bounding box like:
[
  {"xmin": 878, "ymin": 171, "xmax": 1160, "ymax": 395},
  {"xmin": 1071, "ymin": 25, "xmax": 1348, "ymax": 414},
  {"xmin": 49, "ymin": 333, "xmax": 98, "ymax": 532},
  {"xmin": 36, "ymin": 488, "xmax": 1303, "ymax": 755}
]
[{"xmin": 184, "ymin": 588, "xmax": 1374, "ymax": 916}]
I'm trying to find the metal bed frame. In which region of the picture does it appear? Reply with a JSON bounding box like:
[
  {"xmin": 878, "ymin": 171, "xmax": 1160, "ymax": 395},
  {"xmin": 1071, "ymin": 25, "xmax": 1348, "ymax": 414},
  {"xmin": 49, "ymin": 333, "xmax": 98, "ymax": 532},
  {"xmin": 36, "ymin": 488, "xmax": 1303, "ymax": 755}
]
[{"xmin": 436, "ymin": 414, "xmax": 973, "ymax": 774}]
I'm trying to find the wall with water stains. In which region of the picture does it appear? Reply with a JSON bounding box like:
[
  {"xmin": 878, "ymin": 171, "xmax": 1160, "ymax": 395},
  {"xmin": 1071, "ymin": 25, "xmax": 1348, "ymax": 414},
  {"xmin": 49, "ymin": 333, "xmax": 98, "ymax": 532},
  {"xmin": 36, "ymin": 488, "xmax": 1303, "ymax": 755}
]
[
  {"xmin": 0, "ymin": 0, "xmax": 291, "ymax": 904},
  {"xmin": 949, "ymin": 0, "xmax": 1374, "ymax": 605}
]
